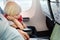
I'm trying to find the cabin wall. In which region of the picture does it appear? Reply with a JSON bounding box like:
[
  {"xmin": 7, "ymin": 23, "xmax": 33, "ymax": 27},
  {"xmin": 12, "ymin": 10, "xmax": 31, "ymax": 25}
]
[{"xmin": 21, "ymin": 0, "xmax": 48, "ymax": 31}]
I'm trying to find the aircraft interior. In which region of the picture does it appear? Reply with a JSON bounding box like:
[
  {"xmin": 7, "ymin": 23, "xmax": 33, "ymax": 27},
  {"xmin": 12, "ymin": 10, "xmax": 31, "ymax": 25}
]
[{"xmin": 0, "ymin": 0, "xmax": 60, "ymax": 40}]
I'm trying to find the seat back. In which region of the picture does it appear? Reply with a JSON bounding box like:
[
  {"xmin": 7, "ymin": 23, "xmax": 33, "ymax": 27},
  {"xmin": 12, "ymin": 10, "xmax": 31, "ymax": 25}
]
[{"xmin": 46, "ymin": 16, "xmax": 55, "ymax": 37}]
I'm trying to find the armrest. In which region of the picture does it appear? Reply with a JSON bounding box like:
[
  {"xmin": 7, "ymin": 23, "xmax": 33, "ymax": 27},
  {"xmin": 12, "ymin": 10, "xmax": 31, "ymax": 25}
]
[
  {"xmin": 23, "ymin": 17, "xmax": 30, "ymax": 22},
  {"xmin": 23, "ymin": 28, "xmax": 32, "ymax": 35}
]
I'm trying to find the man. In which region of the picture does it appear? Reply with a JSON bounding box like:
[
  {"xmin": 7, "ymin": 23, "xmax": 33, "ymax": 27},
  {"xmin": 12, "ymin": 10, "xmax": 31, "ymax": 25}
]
[{"xmin": 0, "ymin": 13, "xmax": 24, "ymax": 40}]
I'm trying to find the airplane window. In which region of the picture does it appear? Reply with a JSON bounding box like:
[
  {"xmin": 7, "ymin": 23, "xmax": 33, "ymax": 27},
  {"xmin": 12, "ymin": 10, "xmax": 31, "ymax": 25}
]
[
  {"xmin": 40, "ymin": 0, "xmax": 52, "ymax": 19},
  {"xmin": 0, "ymin": 0, "xmax": 32, "ymax": 12},
  {"xmin": 14, "ymin": 0, "xmax": 32, "ymax": 12}
]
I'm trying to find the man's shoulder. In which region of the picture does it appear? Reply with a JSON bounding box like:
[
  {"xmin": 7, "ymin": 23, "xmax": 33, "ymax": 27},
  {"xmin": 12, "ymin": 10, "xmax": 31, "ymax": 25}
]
[
  {"xmin": 0, "ymin": 14, "xmax": 9, "ymax": 26},
  {"xmin": 0, "ymin": 14, "xmax": 9, "ymax": 36},
  {"xmin": 0, "ymin": 14, "xmax": 7, "ymax": 21}
]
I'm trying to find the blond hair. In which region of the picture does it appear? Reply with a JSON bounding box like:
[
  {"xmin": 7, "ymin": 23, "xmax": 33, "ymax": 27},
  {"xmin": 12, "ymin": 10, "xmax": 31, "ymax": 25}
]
[{"xmin": 4, "ymin": 1, "xmax": 21, "ymax": 16}]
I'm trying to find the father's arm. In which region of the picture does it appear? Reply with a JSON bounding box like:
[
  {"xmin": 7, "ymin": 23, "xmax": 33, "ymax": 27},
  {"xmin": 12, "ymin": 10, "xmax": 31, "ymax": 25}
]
[{"xmin": 0, "ymin": 14, "xmax": 24, "ymax": 40}]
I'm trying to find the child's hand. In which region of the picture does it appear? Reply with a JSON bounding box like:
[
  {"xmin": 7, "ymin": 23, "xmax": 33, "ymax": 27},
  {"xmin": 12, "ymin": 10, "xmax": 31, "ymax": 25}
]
[
  {"xmin": 22, "ymin": 22, "xmax": 27, "ymax": 28},
  {"xmin": 7, "ymin": 16, "xmax": 15, "ymax": 21}
]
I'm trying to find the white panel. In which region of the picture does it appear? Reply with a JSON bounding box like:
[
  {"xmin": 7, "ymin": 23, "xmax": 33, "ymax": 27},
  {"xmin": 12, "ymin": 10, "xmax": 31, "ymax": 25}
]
[
  {"xmin": 40, "ymin": 0, "xmax": 52, "ymax": 19},
  {"xmin": 14, "ymin": 0, "xmax": 32, "ymax": 12}
]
